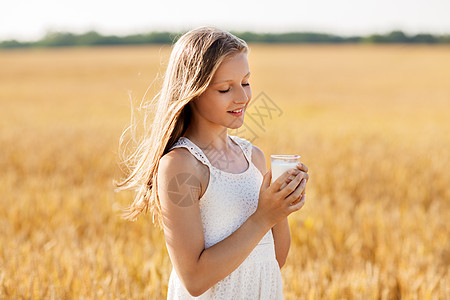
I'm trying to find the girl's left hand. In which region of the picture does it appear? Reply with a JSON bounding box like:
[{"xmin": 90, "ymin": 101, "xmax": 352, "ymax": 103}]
[{"xmin": 283, "ymin": 163, "xmax": 309, "ymax": 205}]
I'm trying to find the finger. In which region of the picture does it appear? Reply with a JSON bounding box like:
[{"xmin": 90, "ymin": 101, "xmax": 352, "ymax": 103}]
[
  {"xmin": 286, "ymin": 178, "xmax": 307, "ymax": 203},
  {"xmin": 303, "ymin": 172, "xmax": 309, "ymax": 182},
  {"xmin": 279, "ymin": 172, "xmax": 304, "ymax": 197},
  {"xmin": 286, "ymin": 171, "xmax": 308, "ymax": 185},
  {"xmin": 261, "ymin": 168, "xmax": 272, "ymax": 191},
  {"xmin": 288, "ymin": 194, "xmax": 306, "ymax": 212},
  {"xmin": 296, "ymin": 163, "xmax": 308, "ymax": 173},
  {"xmin": 291, "ymin": 193, "xmax": 305, "ymax": 206},
  {"xmin": 271, "ymin": 168, "xmax": 299, "ymax": 192}
]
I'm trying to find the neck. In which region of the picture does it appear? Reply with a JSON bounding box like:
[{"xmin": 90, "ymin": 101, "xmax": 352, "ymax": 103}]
[{"xmin": 183, "ymin": 123, "xmax": 232, "ymax": 153}]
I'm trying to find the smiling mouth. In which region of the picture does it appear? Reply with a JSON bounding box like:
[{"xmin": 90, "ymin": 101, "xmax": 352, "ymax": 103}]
[{"xmin": 227, "ymin": 108, "xmax": 244, "ymax": 113}]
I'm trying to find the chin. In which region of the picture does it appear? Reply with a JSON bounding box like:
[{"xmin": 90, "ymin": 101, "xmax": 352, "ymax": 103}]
[{"xmin": 226, "ymin": 118, "xmax": 245, "ymax": 129}]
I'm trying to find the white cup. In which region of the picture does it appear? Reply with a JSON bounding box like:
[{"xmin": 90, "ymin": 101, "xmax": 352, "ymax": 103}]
[{"xmin": 270, "ymin": 154, "xmax": 301, "ymax": 184}]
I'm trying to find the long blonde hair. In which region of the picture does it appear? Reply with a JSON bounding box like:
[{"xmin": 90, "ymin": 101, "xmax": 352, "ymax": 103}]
[{"xmin": 114, "ymin": 26, "xmax": 249, "ymax": 228}]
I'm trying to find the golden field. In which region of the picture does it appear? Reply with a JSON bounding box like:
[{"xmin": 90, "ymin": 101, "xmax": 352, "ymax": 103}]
[{"xmin": 0, "ymin": 44, "xmax": 449, "ymax": 299}]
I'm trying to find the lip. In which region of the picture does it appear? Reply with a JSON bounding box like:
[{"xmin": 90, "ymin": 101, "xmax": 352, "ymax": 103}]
[
  {"xmin": 227, "ymin": 107, "xmax": 245, "ymax": 117},
  {"xmin": 227, "ymin": 106, "xmax": 246, "ymax": 113},
  {"xmin": 228, "ymin": 111, "xmax": 243, "ymax": 117}
]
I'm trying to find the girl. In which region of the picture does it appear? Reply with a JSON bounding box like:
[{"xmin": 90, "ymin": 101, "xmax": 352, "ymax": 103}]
[{"xmin": 115, "ymin": 26, "xmax": 309, "ymax": 299}]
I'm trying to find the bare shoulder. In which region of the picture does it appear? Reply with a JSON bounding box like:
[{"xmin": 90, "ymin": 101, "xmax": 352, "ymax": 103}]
[
  {"xmin": 159, "ymin": 147, "xmax": 198, "ymax": 173},
  {"xmin": 158, "ymin": 148, "xmax": 204, "ymax": 183},
  {"xmin": 158, "ymin": 148, "xmax": 207, "ymax": 206},
  {"xmin": 251, "ymin": 144, "xmax": 267, "ymax": 176}
]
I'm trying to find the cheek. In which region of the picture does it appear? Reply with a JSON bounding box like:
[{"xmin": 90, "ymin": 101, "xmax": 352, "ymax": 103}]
[{"xmin": 196, "ymin": 92, "xmax": 228, "ymax": 115}]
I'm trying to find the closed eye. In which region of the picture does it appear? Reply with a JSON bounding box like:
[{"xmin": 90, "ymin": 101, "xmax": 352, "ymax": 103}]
[{"xmin": 219, "ymin": 83, "xmax": 250, "ymax": 93}]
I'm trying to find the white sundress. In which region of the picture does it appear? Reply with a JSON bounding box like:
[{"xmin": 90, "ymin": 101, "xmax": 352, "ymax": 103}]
[{"xmin": 166, "ymin": 134, "xmax": 283, "ymax": 300}]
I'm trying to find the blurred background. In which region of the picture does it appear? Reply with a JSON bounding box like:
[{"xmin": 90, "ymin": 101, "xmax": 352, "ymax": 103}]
[{"xmin": 0, "ymin": 1, "xmax": 449, "ymax": 299}]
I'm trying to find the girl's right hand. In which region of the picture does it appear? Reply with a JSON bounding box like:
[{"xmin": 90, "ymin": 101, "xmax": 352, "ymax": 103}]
[{"xmin": 254, "ymin": 168, "xmax": 307, "ymax": 228}]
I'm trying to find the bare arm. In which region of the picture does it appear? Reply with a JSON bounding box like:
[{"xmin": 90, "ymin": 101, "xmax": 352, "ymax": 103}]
[
  {"xmin": 158, "ymin": 148, "xmax": 307, "ymax": 297},
  {"xmin": 271, "ymin": 218, "xmax": 291, "ymax": 268},
  {"xmin": 270, "ymin": 164, "xmax": 309, "ymax": 267},
  {"xmin": 252, "ymin": 145, "xmax": 309, "ymax": 268}
]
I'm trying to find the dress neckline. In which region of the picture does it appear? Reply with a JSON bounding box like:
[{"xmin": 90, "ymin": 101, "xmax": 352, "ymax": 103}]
[{"xmin": 180, "ymin": 134, "xmax": 252, "ymax": 176}]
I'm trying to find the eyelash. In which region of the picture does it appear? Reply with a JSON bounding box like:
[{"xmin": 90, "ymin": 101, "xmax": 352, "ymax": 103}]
[{"xmin": 219, "ymin": 83, "xmax": 250, "ymax": 93}]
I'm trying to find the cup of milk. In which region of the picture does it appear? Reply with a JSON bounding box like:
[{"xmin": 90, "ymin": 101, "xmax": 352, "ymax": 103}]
[{"xmin": 270, "ymin": 155, "xmax": 301, "ymax": 184}]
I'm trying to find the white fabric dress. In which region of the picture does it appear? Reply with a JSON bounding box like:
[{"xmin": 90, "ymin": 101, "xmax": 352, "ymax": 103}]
[{"xmin": 166, "ymin": 134, "xmax": 283, "ymax": 300}]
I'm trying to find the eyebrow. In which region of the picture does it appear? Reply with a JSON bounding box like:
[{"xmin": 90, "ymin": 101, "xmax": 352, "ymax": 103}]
[{"xmin": 212, "ymin": 72, "xmax": 251, "ymax": 85}]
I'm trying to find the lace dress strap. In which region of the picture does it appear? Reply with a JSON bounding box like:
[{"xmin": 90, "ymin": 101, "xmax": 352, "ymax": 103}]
[{"xmin": 168, "ymin": 137, "xmax": 213, "ymax": 168}]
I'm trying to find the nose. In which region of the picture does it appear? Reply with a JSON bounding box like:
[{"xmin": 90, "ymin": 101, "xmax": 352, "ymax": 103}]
[{"xmin": 234, "ymin": 85, "xmax": 251, "ymax": 105}]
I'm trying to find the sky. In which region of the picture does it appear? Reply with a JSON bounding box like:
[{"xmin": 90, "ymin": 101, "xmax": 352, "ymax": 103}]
[{"xmin": 1, "ymin": 0, "xmax": 450, "ymax": 41}]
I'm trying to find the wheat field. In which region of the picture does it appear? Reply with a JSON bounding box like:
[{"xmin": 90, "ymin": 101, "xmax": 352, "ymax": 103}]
[{"xmin": 0, "ymin": 44, "xmax": 449, "ymax": 299}]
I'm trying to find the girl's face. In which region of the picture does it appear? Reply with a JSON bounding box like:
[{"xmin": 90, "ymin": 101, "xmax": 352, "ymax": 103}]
[{"xmin": 190, "ymin": 52, "xmax": 252, "ymax": 129}]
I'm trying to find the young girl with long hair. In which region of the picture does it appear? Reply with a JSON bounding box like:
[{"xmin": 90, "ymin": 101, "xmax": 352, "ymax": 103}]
[{"xmin": 114, "ymin": 26, "xmax": 309, "ymax": 299}]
